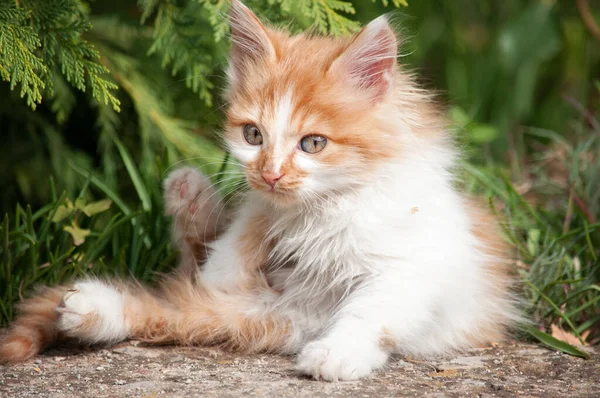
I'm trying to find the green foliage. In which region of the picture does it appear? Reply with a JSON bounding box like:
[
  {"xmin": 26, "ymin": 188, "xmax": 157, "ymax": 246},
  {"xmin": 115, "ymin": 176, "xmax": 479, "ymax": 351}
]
[
  {"xmin": 390, "ymin": 0, "xmax": 599, "ymax": 159},
  {"xmin": 0, "ymin": 0, "xmax": 120, "ymax": 110},
  {"xmin": 463, "ymin": 116, "xmax": 600, "ymax": 348},
  {"xmin": 287, "ymin": 0, "xmax": 360, "ymax": 35},
  {"xmin": 0, "ymin": 2, "xmax": 46, "ymax": 107},
  {"xmin": 0, "ymin": 175, "xmax": 176, "ymax": 323},
  {"xmin": 138, "ymin": 0, "xmax": 221, "ymax": 106}
]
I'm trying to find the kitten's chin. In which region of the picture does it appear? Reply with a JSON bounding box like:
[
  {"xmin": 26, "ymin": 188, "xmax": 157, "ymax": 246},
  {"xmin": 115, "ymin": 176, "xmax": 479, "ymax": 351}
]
[
  {"xmin": 259, "ymin": 189, "xmax": 299, "ymax": 207},
  {"xmin": 250, "ymin": 184, "xmax": 300, "ymax": 207}
]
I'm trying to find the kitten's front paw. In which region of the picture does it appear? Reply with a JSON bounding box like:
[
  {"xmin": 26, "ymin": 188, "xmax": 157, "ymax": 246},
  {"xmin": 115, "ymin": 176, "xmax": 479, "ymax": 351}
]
[
  {"xmin": 296, "ymin": 340, "xmax": 387, "ymax": 381},
  {"xmin": 56, "ymin": 281, "xmax": 129, "ymax": 343},
  {"xmin": 163, "ymin": 166, "xmax": 218, "ymax": 218}
]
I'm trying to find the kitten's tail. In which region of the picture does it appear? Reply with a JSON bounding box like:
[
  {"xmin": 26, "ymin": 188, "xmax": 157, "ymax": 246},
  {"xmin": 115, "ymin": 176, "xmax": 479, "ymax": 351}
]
[{"xmin": 0, "ymin": 286, "xmax": 66, "ymax": 364}]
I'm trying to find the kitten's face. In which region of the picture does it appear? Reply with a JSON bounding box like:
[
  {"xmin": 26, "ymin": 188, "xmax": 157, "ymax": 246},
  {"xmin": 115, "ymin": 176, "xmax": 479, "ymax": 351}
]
[{"xmin": 224, "ymin": 1, "xmax": 398, "ymax": 206}]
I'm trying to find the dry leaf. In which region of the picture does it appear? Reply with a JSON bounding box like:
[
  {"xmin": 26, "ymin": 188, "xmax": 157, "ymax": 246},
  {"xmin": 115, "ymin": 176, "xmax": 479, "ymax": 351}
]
[{"xmin": 550, "ymin": 324, "xmax": 589, "ymax": 346}]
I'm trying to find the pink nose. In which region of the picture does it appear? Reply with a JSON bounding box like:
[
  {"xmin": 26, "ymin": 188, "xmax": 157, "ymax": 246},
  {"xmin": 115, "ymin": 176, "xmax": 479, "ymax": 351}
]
[{"xmin": 261, "ymin": 171, "xmax": 283, "ymax": 187}]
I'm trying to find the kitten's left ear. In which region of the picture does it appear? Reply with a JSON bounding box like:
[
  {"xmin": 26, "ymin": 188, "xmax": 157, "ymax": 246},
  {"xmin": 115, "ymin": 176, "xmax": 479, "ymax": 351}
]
[
  {"xmin": 329, "ymin": 16, "xmax": 397, "ymax": 102},
  {"xmin": 228, "ymin": 0, "xmax": 276, "ymax": 85}
]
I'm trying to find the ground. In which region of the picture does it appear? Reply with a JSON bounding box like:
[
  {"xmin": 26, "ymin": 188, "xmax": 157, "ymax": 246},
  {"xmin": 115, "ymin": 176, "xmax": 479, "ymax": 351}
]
[{"xmin": 0, "ymin": 341, "xmax": 598, "ymax": 397}]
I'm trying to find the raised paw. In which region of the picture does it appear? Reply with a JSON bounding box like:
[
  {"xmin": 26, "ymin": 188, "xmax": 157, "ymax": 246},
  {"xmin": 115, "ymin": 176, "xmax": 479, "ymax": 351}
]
[
  {"xmin": 296, "ymin": 339, "xmax": 388, "ymax": 381},
  {"xmin": 56, "ymin": 280, "xmax": 129, "ymax": 343},
  {"xmin": 163, "ymin": 167, "xmax": 219, "ymax": 218}
]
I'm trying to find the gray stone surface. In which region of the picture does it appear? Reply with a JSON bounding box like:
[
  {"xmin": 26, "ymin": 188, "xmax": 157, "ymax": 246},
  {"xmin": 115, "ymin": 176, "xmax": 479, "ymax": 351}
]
[{"xmin": 0, "ymin": 341, "xmax": 598, "ymax": 397}]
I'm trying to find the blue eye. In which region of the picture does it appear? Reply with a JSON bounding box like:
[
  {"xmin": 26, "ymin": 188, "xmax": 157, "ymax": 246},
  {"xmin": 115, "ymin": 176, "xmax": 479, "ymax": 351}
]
[
  {"xmin": 243, "ymin": 124, "xmax": 263, "ymax": 145},
  {"xmin": 300, "ymin": 135, "xmax": 327, "ymax": 154}
]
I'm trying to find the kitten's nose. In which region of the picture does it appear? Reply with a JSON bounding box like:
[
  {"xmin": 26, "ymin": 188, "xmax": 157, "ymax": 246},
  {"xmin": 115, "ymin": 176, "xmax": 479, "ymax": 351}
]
[{"xmin": 261, "ymin": 171, "xmax": 283, "ymax": 187}]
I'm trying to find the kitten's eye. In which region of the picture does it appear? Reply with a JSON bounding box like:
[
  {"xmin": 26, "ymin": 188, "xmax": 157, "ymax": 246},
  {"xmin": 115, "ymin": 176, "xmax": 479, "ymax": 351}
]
[
  {"xmin": 299, "ymin": 135, "xmax": 327, "ymax": 154},
  {"xmin": 243, "ymin": 124, "xmax": 263, "ymax": 145}
]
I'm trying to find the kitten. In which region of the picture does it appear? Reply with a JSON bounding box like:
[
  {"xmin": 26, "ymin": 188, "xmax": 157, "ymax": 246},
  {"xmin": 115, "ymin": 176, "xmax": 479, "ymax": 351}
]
[{"xmin": 0, "ymin": 0, "xmax": 520, "ymax": 381}]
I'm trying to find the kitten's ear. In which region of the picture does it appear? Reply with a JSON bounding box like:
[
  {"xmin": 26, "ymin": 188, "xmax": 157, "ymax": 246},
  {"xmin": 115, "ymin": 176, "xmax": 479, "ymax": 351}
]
[
  {"xmin": 228, "ymin": 0, "xmax": 276, "ymax": 84},
  {"xmin": 329, "ymin": 16, "xmax": 397, "ymax": 101}
]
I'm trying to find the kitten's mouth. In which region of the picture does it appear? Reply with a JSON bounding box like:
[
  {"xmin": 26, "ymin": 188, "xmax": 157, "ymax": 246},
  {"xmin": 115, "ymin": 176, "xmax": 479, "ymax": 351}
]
[
  {"xmin": 268, "ymin": 187, "xmax": 289, "ymax": 196},
  {"xmin": 262, "ymin": 185, "xmax": 295, "ymax": 201},
  {"xmin": 247, "ymin": 176, "xmax": 296, "ymax": 200}
]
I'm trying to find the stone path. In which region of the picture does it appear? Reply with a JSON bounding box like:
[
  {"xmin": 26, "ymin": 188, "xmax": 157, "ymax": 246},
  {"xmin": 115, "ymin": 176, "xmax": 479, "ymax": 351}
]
[{"xmin": 0, "ymin": 341, "xmax": 598, "ymax": 397}]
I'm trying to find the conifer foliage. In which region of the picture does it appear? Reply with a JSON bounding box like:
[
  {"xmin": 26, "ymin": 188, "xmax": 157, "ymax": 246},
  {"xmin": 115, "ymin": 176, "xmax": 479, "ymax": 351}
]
[{"xmin": 0, "ymin": 0, "xmax": 120, "ymax": 110}]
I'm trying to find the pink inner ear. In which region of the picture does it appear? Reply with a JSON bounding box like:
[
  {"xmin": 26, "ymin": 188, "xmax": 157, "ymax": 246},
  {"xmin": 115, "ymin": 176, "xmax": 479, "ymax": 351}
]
[
  {"xmin": 354, "ymin": 38, "xmax": 396, "ymax": 97},
  {"xmin": 337, "ymin": 18, "xmax": 398, "ymax": 101}
]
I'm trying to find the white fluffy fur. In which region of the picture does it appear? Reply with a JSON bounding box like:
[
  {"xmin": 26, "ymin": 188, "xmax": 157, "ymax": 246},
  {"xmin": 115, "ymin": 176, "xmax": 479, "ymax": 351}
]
[{"xmin": 56, "ymin": 280, "xmax": 129, "ymax": 343}]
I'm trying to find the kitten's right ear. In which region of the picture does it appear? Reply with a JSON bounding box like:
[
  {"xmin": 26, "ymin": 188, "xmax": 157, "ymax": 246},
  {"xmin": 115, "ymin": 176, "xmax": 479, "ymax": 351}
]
[
  {"xmin": 329, "ymin": 16, "xmax": 397, "ymax": 102},
  {"xmin": 228, "ymin": 0, "xmax": 276, "ymax": 85}
]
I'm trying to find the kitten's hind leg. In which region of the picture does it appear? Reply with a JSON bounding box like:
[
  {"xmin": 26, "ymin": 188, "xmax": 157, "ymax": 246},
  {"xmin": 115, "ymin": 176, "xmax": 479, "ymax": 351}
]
[
  {"xmin": 164, "ymin": 167, "xmax": 228, "ymax": 275},
  {"xmin": 55, "ymin": 280, "xmax": 130, "ymax": 344},
  {"xmin": 55, "ymin": 276, "xmax": 294, "ymax": 354}
]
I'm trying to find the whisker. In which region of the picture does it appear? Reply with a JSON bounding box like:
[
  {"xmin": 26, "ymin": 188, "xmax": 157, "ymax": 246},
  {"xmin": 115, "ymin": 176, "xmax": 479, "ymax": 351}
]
[{"xmin": 162, "ymin": 157, "xmax": 245, "ymax": 178}]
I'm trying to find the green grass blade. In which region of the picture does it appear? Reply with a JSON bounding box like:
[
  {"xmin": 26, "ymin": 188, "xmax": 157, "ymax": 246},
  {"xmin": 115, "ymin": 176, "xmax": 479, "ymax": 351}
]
[
  {"xmin": 526, "ymin": 327, "xmax": 590, "ymax": 359},
  {"xmin": 583, "ymin": 222, "xmax": 598, "ymax": 262},
  {"xmin": 576, "ymin": 316, "xmax": 600, "ymax": 335},
  {"xmin": 113, "ymin": 137, "xmax": 152, "ymax": 212}
]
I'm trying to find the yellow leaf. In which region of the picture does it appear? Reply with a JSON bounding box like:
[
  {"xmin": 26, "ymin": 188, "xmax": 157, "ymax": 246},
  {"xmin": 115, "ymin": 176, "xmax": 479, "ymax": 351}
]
[
  {"xmin": 51, "ymin": 199, "xmax": 74, "ymax": 223},
  {"xmin": 74, "ymin": 198, "xmax": 87, "ymax": 211},
  {"xmin": 64, "ymin": 224, "xmax": 91, "ymax": 246},
  {"xmin": 82, "ymin": 199, "xmax": 112, "ymax": 217}
]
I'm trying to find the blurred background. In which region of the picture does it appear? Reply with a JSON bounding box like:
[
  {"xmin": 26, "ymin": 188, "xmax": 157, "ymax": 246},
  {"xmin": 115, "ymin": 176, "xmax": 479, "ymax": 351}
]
[{"xmin": 0, "ymin": 0, "xmax": 598, "ymax": 351}]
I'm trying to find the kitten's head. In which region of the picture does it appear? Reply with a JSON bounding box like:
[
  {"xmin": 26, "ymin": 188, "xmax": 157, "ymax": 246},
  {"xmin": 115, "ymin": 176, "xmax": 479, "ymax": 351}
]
[{"xmin": 224, "ymin": 0, "xmax": 400, "ymax": 206}]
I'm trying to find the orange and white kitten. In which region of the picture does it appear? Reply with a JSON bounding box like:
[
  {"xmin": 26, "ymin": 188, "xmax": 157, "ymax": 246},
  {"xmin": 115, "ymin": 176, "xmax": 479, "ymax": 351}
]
[{"xmin": 0, "ymin": 0, "xmax": 519, "ymax": 381}]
